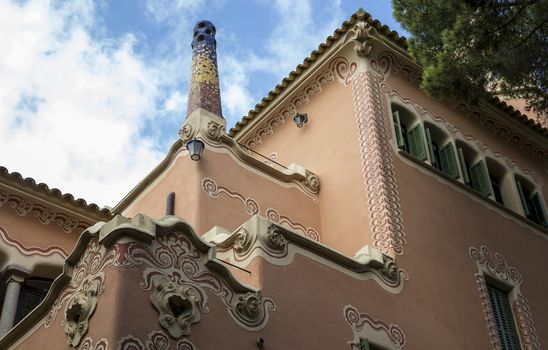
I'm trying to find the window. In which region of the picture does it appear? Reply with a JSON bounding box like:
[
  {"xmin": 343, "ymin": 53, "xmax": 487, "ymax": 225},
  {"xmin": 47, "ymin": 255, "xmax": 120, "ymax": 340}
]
[
  {"xmin": 358, "ymin": 338, "xmax": 384, "ymax": 350},
  {"xmin": 392, "ymin": 108, "xmax": 426, "ymax": 160},
  {"xmin": 424, "ymin": 123, "xmax": 459, "ymax": 178},
  {"xmin": 515, "ymin": 176, "xmax": 547, "ymax": 227},
  {"xmin": 14, "ymin": 277, "xmax": 53, "ymax": 324},
  {"xmin": 486, "ymin": 283, "xmax": 521, "ymax": 350}
]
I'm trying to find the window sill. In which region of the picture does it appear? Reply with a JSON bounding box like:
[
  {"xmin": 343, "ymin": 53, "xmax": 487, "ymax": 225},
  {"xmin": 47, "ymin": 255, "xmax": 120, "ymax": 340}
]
[{"xmin": 397, "ymin": 149, "xmax": 548, "ymax": 235}]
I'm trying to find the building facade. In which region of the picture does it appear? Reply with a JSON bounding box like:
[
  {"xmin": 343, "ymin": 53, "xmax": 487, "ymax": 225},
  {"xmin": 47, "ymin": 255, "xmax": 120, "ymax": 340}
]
[{"xmin": 0, "ymin": 10, "xmax": 546, "ymax": 350}]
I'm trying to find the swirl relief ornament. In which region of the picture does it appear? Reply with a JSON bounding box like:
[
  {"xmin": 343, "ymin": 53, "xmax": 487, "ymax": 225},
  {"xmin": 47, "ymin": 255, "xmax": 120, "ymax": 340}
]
[
  {"xmin": 150, "ymin": 276, "xmax": 202, "ymax": 338},
  {"xmin": 116, "ymin": 330, "xmax": 197, "ymax": 350},
  {"xmin": 79, "ymin": 337, "xmax": 109, "ymax": 350},
  {"xmin": 469, "ymin": 245, "xmax": 540, "ymax": 350},
  {"xmin": 46, "ymin": 239, "xmax": 120, "ymax": 328},
  {"xmin": 121, "ymin": 230, "xmax": 275, "ymax": 331},
  {"xmin": 201, "ymin": 177, "xmax": 321, "ymax": 242},
  {"xmin": 344, "ymin": 305, "xmax": 406, "ymax": 349}
]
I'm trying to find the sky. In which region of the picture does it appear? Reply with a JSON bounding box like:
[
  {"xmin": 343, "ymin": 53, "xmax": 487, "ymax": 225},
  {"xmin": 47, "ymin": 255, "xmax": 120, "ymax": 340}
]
[{"xmin": 0, "ymin": 0, "xmax": 409, "ymax": 208}]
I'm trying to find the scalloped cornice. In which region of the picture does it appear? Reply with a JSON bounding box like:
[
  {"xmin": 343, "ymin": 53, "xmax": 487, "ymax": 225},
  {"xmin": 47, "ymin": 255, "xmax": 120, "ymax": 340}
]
[{"xmin": 0, "ymin": 166, "xmax": 113, "ymax": 224}]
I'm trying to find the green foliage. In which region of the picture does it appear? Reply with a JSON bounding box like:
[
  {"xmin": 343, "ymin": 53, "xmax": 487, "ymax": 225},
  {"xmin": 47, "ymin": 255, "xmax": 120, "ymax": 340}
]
[{"xmin": 392, "ymin": 0, "xmax": 548, "ymax": 116}]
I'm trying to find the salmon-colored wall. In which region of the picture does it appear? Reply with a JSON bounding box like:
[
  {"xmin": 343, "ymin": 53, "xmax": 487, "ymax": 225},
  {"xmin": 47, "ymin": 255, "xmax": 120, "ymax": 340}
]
[
  {"xmin": 250, "ymin": 79, "xmax": 372, "ymax": 256},
  {"xmin": 124, "ymin": 149, "xmax": 321, "ymax": 241}
]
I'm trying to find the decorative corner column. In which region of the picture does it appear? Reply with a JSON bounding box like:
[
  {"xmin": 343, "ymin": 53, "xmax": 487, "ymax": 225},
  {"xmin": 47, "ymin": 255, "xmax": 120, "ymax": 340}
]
[
  {"xmin": 0, "ymin": 267, "xmax": 29, "ymax": 337},
  {"xmin": 341, "ymin": 16, "xmax": 406, "ymax": 257}
]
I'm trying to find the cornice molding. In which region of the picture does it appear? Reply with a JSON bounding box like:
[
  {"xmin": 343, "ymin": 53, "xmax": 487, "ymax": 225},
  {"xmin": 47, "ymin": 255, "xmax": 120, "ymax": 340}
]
[{"xmin": 209, "ymin": 215, "xmax": 407, "ymax": 293}]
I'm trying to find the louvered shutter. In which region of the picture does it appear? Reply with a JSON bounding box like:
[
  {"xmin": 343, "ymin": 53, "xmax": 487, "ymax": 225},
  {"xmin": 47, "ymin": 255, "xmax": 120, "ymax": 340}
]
[
  {"xmin": 470, "ymin": 160, "xmax": 492, "ymax": 196},
  {"xmin": 457, "ymin": 148, "xmax": 470, "ymax": 185},
  {"xmin": 392, "ymin": 111, "xmax": 405, "ymax": 149},
  {"xmin": 515, "ymin": 179, "xmax": 530, "ymax": 217},
  {"xmin": 425, "ymin": 127, "xmax": 437, "ymax": 167},
  {"xmin": 440, "ymin": 142, "xmax": 459, "ymax": 178},
  {"xmin": 407, "ymin": 124, "xmax": 427, "ymax": 161},
  {"xmin": 531, "ymin": 192, "xmax": 547, "ymax": 227},
  {"xmin": 487, "ymin": 284, "xmax": 521, "ymax": 350}
]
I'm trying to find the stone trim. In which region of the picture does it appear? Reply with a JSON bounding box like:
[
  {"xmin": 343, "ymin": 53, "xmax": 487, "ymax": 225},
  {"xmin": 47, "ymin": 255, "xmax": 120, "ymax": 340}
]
[
  {"xmin": 0, "ymin": 190, "xmax": 92, "ymax": 234},
  {"xmin": 209, "ymin": 215, "xmax": 407, "ymax": 293},
  {"xmin": 344, "ymin": 304, "xmax": 406, "ymax": 349},
  {"xmin": 469, "ymin": 245, "xmax": 540, "ymax": 350},
  {"xmin": 202, "ymin": 177, "xmax": 321, "ymax": 242}
]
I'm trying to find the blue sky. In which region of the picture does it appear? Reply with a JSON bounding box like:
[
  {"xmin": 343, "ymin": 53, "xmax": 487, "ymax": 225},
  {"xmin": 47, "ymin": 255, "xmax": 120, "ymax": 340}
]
[{"xmin": 0, "ymin": 0, "xmax": 408, "ymax": 207}]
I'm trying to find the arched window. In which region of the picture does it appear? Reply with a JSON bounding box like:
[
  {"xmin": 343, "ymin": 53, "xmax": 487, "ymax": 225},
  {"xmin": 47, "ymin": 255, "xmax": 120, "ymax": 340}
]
[
  {"xmin": 423, "ymin": 122, "xmax": 458, "ymax": 178},
  {"xmin": 455, "ymin": 141, "xmax": 492, "ymax": 196},
  {"xmin": 514, "ymin": 175, "xmax": 547, "ymax": 227},
  {"xmin": 391, "ymin": 104, "xmax": 426, "ymax": 161},
  {"xmin": 485, "ymin": 158, "xmax": 512, "ymax": 206}
]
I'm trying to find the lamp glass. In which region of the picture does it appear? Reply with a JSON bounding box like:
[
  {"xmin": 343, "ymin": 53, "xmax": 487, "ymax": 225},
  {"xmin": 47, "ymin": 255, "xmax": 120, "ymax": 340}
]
[{"xmin": 186, "ymin": 139, "xmax": 204, "ymax": 161}]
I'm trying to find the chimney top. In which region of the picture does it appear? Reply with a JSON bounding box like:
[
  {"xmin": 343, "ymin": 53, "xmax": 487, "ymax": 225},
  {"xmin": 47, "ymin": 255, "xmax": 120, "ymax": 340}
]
[{"xmin": 185, "ymin": 20, "xmax": 223, "ymax": 119}]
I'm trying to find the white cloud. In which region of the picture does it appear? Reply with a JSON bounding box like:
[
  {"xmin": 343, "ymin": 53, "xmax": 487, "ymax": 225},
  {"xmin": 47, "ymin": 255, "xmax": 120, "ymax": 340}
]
[
  {"xmin": 0, "ymin": 0, "xmax": 348, "ymax": 208},
  {"xmin": 0, "ymin": 0, "xmax": 165, "ymax": 207}
]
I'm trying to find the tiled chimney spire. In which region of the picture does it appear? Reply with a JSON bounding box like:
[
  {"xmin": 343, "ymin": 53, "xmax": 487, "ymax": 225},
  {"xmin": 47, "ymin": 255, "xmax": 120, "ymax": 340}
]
[{"xmin": 186, "ymin": 20, "xmax": 223, "ymax": 119}]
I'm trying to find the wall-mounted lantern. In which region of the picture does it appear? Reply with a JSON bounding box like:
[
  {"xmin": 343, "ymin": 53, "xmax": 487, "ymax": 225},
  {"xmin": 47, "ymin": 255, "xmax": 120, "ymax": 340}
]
[
  {"xmin": 293, "ymin": 113, "xmax": 308, "ymax": 128},
  {"xmin": 186, "ymin": 139, "xmax": 205, "ymax": 161}
]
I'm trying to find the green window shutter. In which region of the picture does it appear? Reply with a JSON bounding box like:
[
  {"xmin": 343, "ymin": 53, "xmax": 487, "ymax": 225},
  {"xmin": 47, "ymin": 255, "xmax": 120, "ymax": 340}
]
[
  {"xmin": 439, "ymin": 142, "xmax": 459, "ymax": 178},
  {"xmin": 470, "ymin": 160, "xmax": 492, "ymax": 196},
  {"xmin": 515, "ymin": 179, "xmax": 530, "ymax": 217},
  {"xmin": 457, "ymin": 148, "xmax": 470, "ymax": 185},
  {"xmin": 407, "ymin": 124, "xmax": 427, "ymax": 161},
  {"xmin": 531, "ymin": 192, "xmax": 547, "ymax": 227},
  {"xmin": 425, "ymin": 127, "xmax": 436, "ymax": 166},
  {"xmin": 359, "ymin": 338, "xmax": 370, "ymax": 350},
  {"xmin": 392, "ymin": 111, "xmax": 405, "ymax": 149},
  {"xmin": 487, "ymin": 284, "xmax": 521, "ymax": 350}
]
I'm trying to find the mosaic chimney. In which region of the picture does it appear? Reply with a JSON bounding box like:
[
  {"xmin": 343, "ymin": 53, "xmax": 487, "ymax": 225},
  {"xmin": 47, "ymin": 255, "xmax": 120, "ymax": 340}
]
[{"xmin": 186, "ymin": 20, "xmax": 223, "ymax": 119}]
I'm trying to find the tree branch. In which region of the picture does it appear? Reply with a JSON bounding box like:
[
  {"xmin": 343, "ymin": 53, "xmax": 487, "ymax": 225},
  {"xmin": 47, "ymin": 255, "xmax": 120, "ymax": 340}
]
[{"xmin": 514, "ymin": 17, "xmax": 548, "ymax": 48}]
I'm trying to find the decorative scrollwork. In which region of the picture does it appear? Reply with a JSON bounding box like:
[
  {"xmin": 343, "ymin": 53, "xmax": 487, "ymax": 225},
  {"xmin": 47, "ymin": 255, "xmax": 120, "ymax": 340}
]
[
  {"xmin": 178, "ymin": 124, "xmax": 194, "ymax": 144},
  {"xmin": 79, "ymin": 337, "xmax": 108, "ymax": 350},
  {"xmin": 206, "ymin": 120, "xmax": 225, "ymax": 142},
  {"xmin": 150, "ymin": 276, "xmax": 202, "ymax": 338},
  {"xmin": 233, "ymin": 228, "xmax": 256, "ymax": 256},
  {"xmin": 116, "ymin": 330, "xmax": 197, "ymax": 350},
  {"xmin": 121, "ymin": 230, "xmax": 275, "ymax": 331},
  {"xmin": 351, "ymin": 71, "xmax": 406, "ymax": 256},
  {"xmin": 231, "ymin": 291, "xmax": 275, "ymax": 330},
  {"xmin": 344, "ymin": 305, "xmax": 406, "ymax": 349},
  {"xmin": 64, "ymin": 280, "xmax": 100, "ymax": 347},
  {"xmin": 469, "ymin": 246, "xmax": 522, "ymax": 286},
  {"xmin": 303, "ymin": 170, "xmax": 320, "ymax": 194},
  {"xmin": 0, "ymin": 190, "xmax": 91, "ymax": 234},
  {"xmin": 47, "ymin": 239, "xmax": 120, "ymax": 329},
  {"xmin": 260, "ymin": 225, "xmax": 287, "ymax": 254}
]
